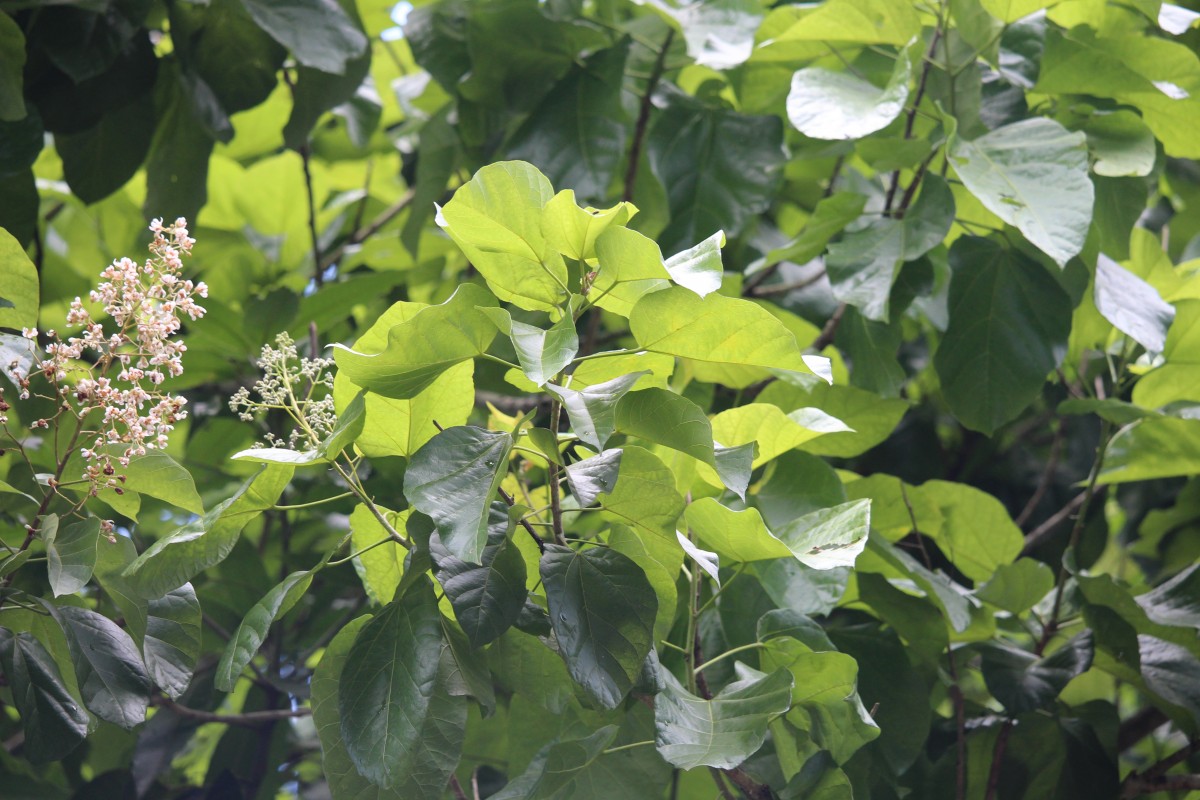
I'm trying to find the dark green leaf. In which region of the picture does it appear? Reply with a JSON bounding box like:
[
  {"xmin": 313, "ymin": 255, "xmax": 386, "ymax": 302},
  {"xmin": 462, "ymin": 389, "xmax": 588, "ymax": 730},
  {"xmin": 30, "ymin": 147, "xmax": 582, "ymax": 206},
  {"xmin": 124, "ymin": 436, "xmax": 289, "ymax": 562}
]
[
  {"xmin": 980, "ymin": 633, "xmax": 1094, "ymax": 713},
  {"xmin": 237, "ymin": 0, "xmax": 367, "ymax": 75},
  {"xmin": 506, "ymin": 42, "xmax": 628, "ymax": 204},
  {"xmin": 654, "ymin": 665, "xmax": 793, "ymax": 770},
  {"xmin": 46, "ymin": 517, "xmax": 99, "ymax": 598},
  {"xmin": 0, "ymin": 628, "xmax": 89, "ymax": 764},
  {"xmin": 339, "ymin": 577, "xmax": 461, "ymax": 790},
  {"xmin": 214, "ymin": 570, "xmax": 313, "ymax": 691},
  {"xmin": 53, "ymin": 606, "xmax": 151, "ymax": 730},
  {"xmin": 143, "ymin": 583, "xmax": 201, "ymax": 700},
  {"xmin": 404, "ymin": 426, "xmax": 513, "ymax": 564},
  {"xmin": 540, "ymin": 543, "xmax": 657, "ymax": 708},
  {"xmin": 758, "ymin": 192, "xmax": 867, "ymax": 273},
  {"xmin": 826, "ymin": 175, "xmax": 955, "ymax": 322},
  {"xmin": 429, "ymin": 503, "xmax": 527, "ymax": 648},
  {"xmin": 597, "ymin": 446, "xmax": 686, "ymax": 542},
  {"xmin": 934, "ymin": 237, "xmax": 1072, "ymax": 434},
  {"xmin": 648, "ymin": 91, "xmax": 786, "ymax": 252},
  {"xmin": 1137, "ymin": 565, "xmax": 1200, "ymax": 629},
  {"xmin": 0, "ymin": 13, "xmax": 24, "ymax": 121},
  {"xmin": 490, "ymin": 726, "xmax": 619, "ymax": 800},
  {"xmin": 144, "ymin": 70, "xmax": 214, "ymax": 224},
  {"xmin": 57, "ymin": 92, "xmax": 155, "ymax": 204},
  {"xmin": 123, "ymin": 464, "xmax": 293, "ymax": 599},
  {"xmin": 975, "ymin": 559, "xmax": 1055, "ymax": 614}
]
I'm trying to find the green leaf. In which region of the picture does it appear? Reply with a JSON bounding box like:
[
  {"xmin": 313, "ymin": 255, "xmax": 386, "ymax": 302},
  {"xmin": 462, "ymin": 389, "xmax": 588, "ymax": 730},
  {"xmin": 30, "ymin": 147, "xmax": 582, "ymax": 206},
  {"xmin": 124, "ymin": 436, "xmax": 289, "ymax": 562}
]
[
  {"xmin": 1099, "ymin": 417, "xmax": 1200, "ymax": 484},
  {"xmin": 949, "ymin": 118, "xmax": 1094, "ymax": 265},
  {"xmin": 757, "ymin": 380, "xmax": 908, "ymax": 459},
  {"xmin": 506, "ymin": 43, "xmax": 628, "ymax": 204},
  {"xmin": 786, "ymin": 49, "xmax": 911, "ymax": 141},
  {"xmin": 542, "ymin": 190, "xmax": 637, "ymax": 262},
  {"xmin": 1057, "ymin": 397, "xmax": 1161, "ymax": 426},
  {"xmin": 1137, "ymin": 564, "xmax": 1200, "ymax": 628},
  {"xmin": 103, "ymin": 450, "xmax": 205, "ymax": 516},
  {"xmin": 228, "ymin": 447, "xmax": 323, "ymax": 466},
  {"xmin": 648, "ymin": 91, "xmax": 786, "ymax": 252},
  {"xmin": 143, "ymin": 583, "xmax": 201, "ymax": 700},
  {"xmin": 490, "ymin": 726, "xmax": 619, "ymax": 800},
  {"xmin": 320, "ymin": 389, "xmax": 366, "ymax": 459},
  {"xmin": 237, "ymin": 0, "xmax": 367, "ymax": 75},
  {"xmin": 980, "ymin": 0, "xmax": 1054, "ymax": 21},
  {"xmin": 403, "ymin": 107, "xmax": 461, "ymax": 258},
  {"xmin": 1084, "ymin": 110, "xmax": 1156, "ymax": 178},
  {"xmin": 437, "ymin": 161, "xmax": 568, "ymax": 312},
  {"xmin": 826, "ymin": 175, "xmax": 955, "ymax": 322},
  {"xmin": 761, "ymin": 640, "xmax": 880, "ymax": 764},
  {"xmin": 709, "ymin": 403, "xmax": 851, "ymax": 470},
  {"xmin": 677, "ymin": 531, "xmax": 721, "ymax": 584},
  {"xmin": 0, "ymin": 629, "xmax": 89, "ymax": 764},
  {"xmin": 539, "ymin": 543, "xmax": 658, "ymax": 708},
  {"xmin": 312, "ymin": 616, "xmax": 407, "ymax": 800},
  {"xmin": 0, "ymin": 13, "xmax": 25, "ymax": 121},
  {"xmin": 630, "ymin": 287, "xmax": 814, "ymax": 375},
  {"xmin": 46, "ymin": 517, "xmax": 99, "ymax": 597},
  {"xmin": 1035, "ymin": 29, "xmax": 1200, "ymax": 159},
  {"xmin": 429, "ymin": 503, "xmax": 527, "ymax": 648},
  {"xmin": 975, "ymin": 559, "xmax": 1055, "ymax": 614},
  {"xmin": 52, "ymin": 606, "xmax": 151, "ymax": 730},
  {"xmin": 598, "ymin": 446, "xmax": 686, "ymax": 542},
  {"xmin": 979, "ymin": 633, "xmax": 1094, "ymax": 714},
  {"xmin": 547, "ymin": 372, "xmax": 644, "ymax": 451},
  {"xmin": 57, "ymin": 93, "xmax": 156, "ymax": 204},
  {"xmin": 1094, "ymin": 254, "xmax": 1175, "ymax": 353},
  {"xmin": 332, "ymin": 283, "xmax": 498, "ymax": 399},
  {"xmin": 215, "ymin": 570, "xmax": 314, "ymax": 691},
  {"xmin": 654, "ymin": 665, "xmax": 793, "ymax": 770},
  {"xmin": 349, "ymin": 503, "xmax": 407, "ymax": 605},
  {"xmin": 672, "ymin": 0, "xmax": 764, "ymax": 69},
  {"xmin": 1138, "ymin": 634, "xmax": 1200, "ymax": 723},
  {"xmin": 590, "ymin": 226, "xmax": 671, "ymax": 317},
  {"xmin": 0, "ymin": 226, "xmax": 38, "ymax": 330},
  {"xmin": 934, "ymin": 237, "xmax": 1072, "ymax": 434},
  {"xmin": 339, "ymin": 577, "xmax": 463, "ymax": 790},
  {"xmin": 404, "ymin": 426, "xmax": 513, "ymax": 564},
  {"xmin": 144, "ymin": 71, "xmax": 214, "ymax": 223},
  {"xmin": 480, "ymin": 307, "xmax": 578, "ymax": 387},
  {"xmin": 614, "ymin": 388, "xmax": 713, "ymax": 463},
  {"xmin": 334, "ymin": 298, "xmax": 476, "ymax": 458},
  {"xmin": 565, "ymin": 448, "xmax": 623, "ymax": 507},
  {"xmin": 1133, "ymin": 300, "xmax": 1200, "ymax": 410},
  {"xmin": 665, "ymin": 230, "xmax": 726, "ymax": 298},
  {"xmin": 123, "ymin": 464, "xmax": 293, "ymax": 598},
  {"xmin": 758, "ymin": 192, "xmax": 867, "ymax": 272},
  {"xmin": 686, "ymin": 499, "xmax": 870, "ymax": 570},
  {"xmin": 911, "ymin": 480, "xmax": 1025, "ymax": 584}
]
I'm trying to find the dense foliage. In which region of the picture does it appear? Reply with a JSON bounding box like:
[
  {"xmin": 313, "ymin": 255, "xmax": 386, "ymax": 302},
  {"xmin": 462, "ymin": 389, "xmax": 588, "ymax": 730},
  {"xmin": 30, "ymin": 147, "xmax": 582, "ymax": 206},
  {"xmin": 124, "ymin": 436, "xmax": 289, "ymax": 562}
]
[{"xmin": 3, "ymin": 0, "xmax": 1200, "ymax": 798}]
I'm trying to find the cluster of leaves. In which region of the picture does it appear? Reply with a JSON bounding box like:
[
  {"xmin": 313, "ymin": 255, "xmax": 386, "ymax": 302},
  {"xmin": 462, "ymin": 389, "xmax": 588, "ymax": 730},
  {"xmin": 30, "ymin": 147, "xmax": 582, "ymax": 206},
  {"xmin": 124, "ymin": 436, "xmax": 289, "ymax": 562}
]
[{"xmin": 3, "ymin": 0, "xmax": 1200, "ymax": 799}]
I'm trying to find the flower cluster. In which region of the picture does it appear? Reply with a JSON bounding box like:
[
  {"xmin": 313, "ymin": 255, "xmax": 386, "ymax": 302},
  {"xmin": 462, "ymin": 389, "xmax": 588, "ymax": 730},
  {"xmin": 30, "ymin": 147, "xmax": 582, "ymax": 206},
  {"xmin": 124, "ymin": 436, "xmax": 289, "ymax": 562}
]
[
  {"xmin": 7, "ymin": 218, "xmax": 206, "ymax": 492},
  {"xmin": 229, "ymin": 332, "xmax": 337, "ymax": 450}
]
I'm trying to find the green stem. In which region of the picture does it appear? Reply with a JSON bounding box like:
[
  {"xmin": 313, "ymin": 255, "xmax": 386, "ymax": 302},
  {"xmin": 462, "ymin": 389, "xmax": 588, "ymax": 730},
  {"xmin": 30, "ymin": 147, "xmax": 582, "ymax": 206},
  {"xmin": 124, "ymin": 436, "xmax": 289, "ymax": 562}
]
[
  {"xmin": 273, "ymin": 492, "xmax": 353, "ymax": 510},
  {"xmin": 602, "ymin": 740, "xmax": 656, "ymax": 755},
  {"xmin": 693, "ymin": 642, "xmax": 766, "ymax": 675}
]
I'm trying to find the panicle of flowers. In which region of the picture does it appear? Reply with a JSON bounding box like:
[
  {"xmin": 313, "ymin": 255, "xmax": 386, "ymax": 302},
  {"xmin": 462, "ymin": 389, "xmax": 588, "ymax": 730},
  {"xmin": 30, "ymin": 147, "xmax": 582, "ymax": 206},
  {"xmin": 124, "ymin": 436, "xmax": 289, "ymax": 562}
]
[
  {"xmin": 8, "ymin": 218, "xmax": 206, "ymax": 493},
  {"xmin": 229, "ymin": 332, "xmax": 337, "ymax": 450}
]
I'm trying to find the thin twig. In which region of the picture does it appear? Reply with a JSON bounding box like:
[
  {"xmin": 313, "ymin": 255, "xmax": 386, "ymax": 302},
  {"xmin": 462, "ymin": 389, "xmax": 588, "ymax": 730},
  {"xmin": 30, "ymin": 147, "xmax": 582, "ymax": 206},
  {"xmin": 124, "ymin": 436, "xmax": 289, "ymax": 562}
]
[
  {"xmin": 984, "ymin": 720, "xmax": 1013, "ymax": 800},
  {"xmin": 547, "ymin": 401, "xmax": 566, "ymax": 544},
  {"xmin": 810, "ymin": 302, "xmax": 847, "ymax": 352},
  {"xmin": 947, "ymin": 648, "xmax": 967, "ymax": 800},
  {"xmin": 708, "ymin": 768, "xmax": 737, "ymax": 800},
  {"xmin": 748, "ymin": 269, "xmax": 827, "ymax": 298},
  {"xmin": 319, "ymin": 187, "xmax": 417, "ymax": 272},
  {"xmin": 622, "ymin": 29, "xmax": 675, "ymax": 204},
  {"xmin": 1020, "ymin": 492, "xmax": 1087, "ymax": 556},
  {"xmin": 884, "ymin": 27, "xmax": 944, "ymax": 212},
  {"xmin": 1015, "ymin": 423, "xmax": 1063, "ymax": 529},
  {"xmin": 152, "ymin": 695, "xmax": 311, "ymax": 728},
  {"xmin": 449, "ymin": 774, "xmax": 469, "ymax": 800}
]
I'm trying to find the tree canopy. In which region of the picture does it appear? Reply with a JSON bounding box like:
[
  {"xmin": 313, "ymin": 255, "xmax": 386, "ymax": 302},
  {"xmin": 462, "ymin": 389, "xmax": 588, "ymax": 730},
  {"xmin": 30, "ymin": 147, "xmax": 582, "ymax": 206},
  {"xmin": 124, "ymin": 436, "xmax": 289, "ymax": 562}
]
[{"xmin": 3, "ymin": 0, "xmax": 1200, "ymax": 799}]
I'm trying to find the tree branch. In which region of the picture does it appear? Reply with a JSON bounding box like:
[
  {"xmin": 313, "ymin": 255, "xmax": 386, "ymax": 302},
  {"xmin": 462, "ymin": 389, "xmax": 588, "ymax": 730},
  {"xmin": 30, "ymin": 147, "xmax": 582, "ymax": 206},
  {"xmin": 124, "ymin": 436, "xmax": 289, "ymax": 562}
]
[
  {"xmin": 152, "ymin": 695, "xmax": 311, "ymax": 728},
  {"xmin": 622, "ymin": 29, "xmax": 675, "ymax": 204},
  {"xmin": 319, "ymin": 187, "xmax": 417, "ymax": 272}
]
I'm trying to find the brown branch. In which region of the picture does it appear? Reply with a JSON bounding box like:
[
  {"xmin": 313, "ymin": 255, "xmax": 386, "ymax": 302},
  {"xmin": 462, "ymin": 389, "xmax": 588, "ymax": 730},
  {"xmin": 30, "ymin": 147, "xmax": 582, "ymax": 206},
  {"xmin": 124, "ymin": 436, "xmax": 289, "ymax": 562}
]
[
  {"xmin": 319, "ymin": 187, "xmax": 417, "ymax": 272},
  {"xmin": 947, "ymin": 649, "xmax": 967, "ymax": 800},
  {"xmin": 884, "ymin": 27, "xmax": 943, "ymax": 213},
  {"xmin": 747, "ymin": 269, "xmax": 827, "ymax": 298},
  {"xmin": 983, "ymin": 720, "xmax": 1013, "ymax": 800},
  {"xmin": 622, "ymin": 29, "xmax": 675, "ymax": 204},
  {"xmin": 152, "ymin": 695, "xmax": 311, "ymax": 728},
  {"xmin": 449, "ymin": 774, "xmax": 469, "ymax": 800},
  {"xmin": 1122, "ymin": 773, "xmax": 1200, "ymax": 798},
  {"xmin": 708, "ymin": 768, "xmax": 737, "ymax": 800},
  {"xmin": 1020, "ymin": 491, "xmax": 1087, "ymax": 556},
  {"xmin": 547, "ymin": 401, "xmax": 566, "ymax": 545},
  {"xmin": 810, "ymin": 302, "xmax": 847, "ymax": 352},
  {"xmin": 1118, "ymin": 707, "xmax": 1169, "ymax": 752},
  {"xmin": 1015, "ymin": 423, "xmax": 1063, "ymax": 529}
]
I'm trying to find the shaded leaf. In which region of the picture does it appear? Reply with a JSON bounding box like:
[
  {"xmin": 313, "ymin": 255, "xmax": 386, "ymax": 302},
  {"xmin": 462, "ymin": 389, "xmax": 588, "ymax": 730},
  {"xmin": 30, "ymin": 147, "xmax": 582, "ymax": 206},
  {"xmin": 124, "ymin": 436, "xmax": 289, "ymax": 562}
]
[
  {"xmin": 46, "ymin": 517, "xmax": 99, "ymax": 597},
  {"xmin": 214, "ymin": 571, "xmax": 313, "ymax": 691},
  {"xmin": 0, "ymin": 629, "xmax": 89, "ymax": 764},
  {"xmin": 53, "ymin": 606, "xmax": 151, "ymax": 730},
  {"xmin": 143, "ymin": 583, "xmax": 201, "ymax": 700}
]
